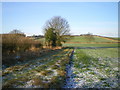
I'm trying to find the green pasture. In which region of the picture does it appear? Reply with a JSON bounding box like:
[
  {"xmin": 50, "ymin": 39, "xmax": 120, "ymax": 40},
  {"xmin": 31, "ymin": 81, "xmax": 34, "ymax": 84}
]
[
  {"xmin": 72, "ymin": 48, "xmax": 119, "ymax": 88},
  {"xmin": 37, "ymin": 38, "xmax": 45, "ymax": 44},
  {"xmin": 36, "ymin": 36, "xmax": 119, "ymax": 47},
  {"xmin": 76, "ymin": 48, "xmax": 119, "ymax": 58},
  {"xmin": 106, "ymin": 37, "xmax": 120, "ymax": 40},
  {"xmin": 63, "ymin": 43, "xmax": 119, "ymax": 47},
  {"xmin": 66, "ymin": 36, "xmax": 117, "ymax": 43}
]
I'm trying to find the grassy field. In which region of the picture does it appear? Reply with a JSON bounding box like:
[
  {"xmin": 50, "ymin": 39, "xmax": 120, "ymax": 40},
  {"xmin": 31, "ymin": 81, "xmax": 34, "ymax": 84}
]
[
  {"xmin": 105, "ymin": 37, "xmax": 120, "ymax": 41},
  {"xmin": 36, "ymin": 35, "xmax": 119, "ymax": 47},
  {"xmin": 71, "ymin": 48, "xmax": 119, "ymax": 88},
  {"xmin": 66, "ymin": 36, "xmax": 118, "ymax": 43},
  {"xmin": 2, "ymin": 35, "xmax": 119, "ymax": 88},
  {"xmin": 63, "ymin": 35, "xmax": 119, "ymax": 47},
  {"xmin": 2, "ymin": 48, "xmax": 73, "ymax": 88},
  {"xmin": 37, "ymin": 38, "xmax": 45, "ymax": 45},
  {"xmin": 63, "ymin": 43, "xmax": 119, "ymax": 47}
]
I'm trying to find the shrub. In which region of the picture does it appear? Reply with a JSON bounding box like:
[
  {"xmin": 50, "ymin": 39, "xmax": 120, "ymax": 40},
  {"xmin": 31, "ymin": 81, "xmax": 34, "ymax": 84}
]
[
  {"xmin": 2, "ymin": 34, "xmax": 42, "ymax": 53},
  {"xmin": 2, "ymin": 34, "xmax": 43, "ymax": 66},
  {"xmin": 2, "ymin": 34, "xmax": 20, "ymax": 53}
]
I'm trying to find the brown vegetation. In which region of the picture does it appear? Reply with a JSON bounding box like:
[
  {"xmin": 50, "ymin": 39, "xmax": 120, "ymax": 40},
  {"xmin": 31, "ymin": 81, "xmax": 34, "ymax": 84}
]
[
  {"xmin": 2, "ymin": 34, "xmax": 42, "ymax": 54},
  {"xmin": 2, "ymin": 34, "xmax": 43, "ymax": 67}
]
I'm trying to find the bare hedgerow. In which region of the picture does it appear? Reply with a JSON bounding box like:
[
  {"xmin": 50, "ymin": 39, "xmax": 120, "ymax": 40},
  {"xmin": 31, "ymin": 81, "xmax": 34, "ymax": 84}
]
[{"xmin": 2, "ymin": 34, "xmax": 42, "ymax": 54}]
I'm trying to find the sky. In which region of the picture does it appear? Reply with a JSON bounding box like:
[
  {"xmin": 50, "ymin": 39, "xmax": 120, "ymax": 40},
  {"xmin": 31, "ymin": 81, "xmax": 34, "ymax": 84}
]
[{"xmin": 1, "ymin": 2, "xmax": 118, "ymax": 37}]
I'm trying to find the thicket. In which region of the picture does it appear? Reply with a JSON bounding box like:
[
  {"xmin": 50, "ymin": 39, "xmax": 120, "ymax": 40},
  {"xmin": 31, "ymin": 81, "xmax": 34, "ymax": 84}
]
[{"xmin": 2, "ymin": 34, "xmax": 42, "ymax": 54}]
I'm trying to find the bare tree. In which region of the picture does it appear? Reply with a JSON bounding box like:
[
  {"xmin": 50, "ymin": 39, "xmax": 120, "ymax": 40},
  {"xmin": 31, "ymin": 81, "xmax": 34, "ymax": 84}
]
[
  {"xmin": 9, "ymin": 29, "xmax": 26, "ymax": 37},
  {"xmin": 9, "ymin": 29, "xmax": 24, "ymax": 34},
  {"xmin": 43, "ymin": 16, "xmax": 70, "ymax": 46},
  {"xmin": 44, "ymin": 16, "xmax": 70, "ymax": 36}
]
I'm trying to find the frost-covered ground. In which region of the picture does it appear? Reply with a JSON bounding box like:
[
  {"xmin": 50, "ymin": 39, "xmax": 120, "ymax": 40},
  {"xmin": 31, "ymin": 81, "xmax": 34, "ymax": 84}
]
[
  {"xmin": 2, "ymin": 49, "xmax": 73, "ymax": 88},
  {"xmin": 2, "ymin": 48, "xmax": 119, "ymax": 88},
  {"xmin": 64, "ymin": 48, "xmax": 119, "ymax": 88}
]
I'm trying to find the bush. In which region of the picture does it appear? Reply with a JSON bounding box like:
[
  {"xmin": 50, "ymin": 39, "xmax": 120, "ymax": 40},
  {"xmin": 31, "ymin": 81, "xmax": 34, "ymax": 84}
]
[
  {"xmin": 2, "ymin": 34, "xmax": 20, "ymax": 53},
  {"xmin": 2, "ymin": 34, "xmax": 42, "ymax": 53}
]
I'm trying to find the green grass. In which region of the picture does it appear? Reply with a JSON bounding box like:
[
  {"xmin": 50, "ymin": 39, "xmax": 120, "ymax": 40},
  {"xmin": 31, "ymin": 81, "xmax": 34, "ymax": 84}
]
[
  {"xmin": 63, "ymin": 36, "xmax": 119, "ymax": 47},
  {"xmin": 72, "ymin": 48, "xmax": 119, "ymax": 88},
  {"xmin": 35, "ymin": 36, "xmax": 119, "ymax": 47},
  {"xmin": 37, "ymin": 38, "xmax": 45, "ymax": 44},
  {"xmin": 66, "ymin": 36, "xmax": 117, "ymax": 43},
  {"xmin": 76, "ymin": 48, "xmax": 119, "ymax": 58},
  {"xmin": 106, "ymin": 37, "xmax": 120, "ymax": 40},
  {"xmin": 63, "ymin": 43, "xmax": 119, "ymax": 47}
]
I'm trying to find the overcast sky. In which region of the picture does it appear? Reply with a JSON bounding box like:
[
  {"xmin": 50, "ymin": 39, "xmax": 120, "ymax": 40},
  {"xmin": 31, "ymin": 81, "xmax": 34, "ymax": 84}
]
[{"xmin": 1, "ymin": 2, "xmax": 118, "ymax": 37}]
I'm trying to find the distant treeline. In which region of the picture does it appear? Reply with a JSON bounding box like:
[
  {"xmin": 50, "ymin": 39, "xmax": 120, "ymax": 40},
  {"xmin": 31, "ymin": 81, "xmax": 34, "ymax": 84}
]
[{"xmin": 27, "ymin": 35, "xmax": 44, "ymax": 39}]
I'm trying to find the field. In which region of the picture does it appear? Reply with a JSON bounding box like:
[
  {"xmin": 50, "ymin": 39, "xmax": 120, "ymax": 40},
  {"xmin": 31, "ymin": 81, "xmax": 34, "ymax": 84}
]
[
  {"xmin": 63, "ymin": 43, "xmax": 119, "ymax": 47},
  {"xmin": 65, "ymin": 36, "xmax": 118, "ymax": 43},
  {"xmin": 37, "ymin": 35, "xmax": 120, "ymax": 47},
  {"xmin": 2, "ymin": 35, "xmax": 119, "ymax": 88},
  {"xmin": 65, "ymin": 48, "xmax": 119, "ymax": 88},
  {"xmin": 63, "ymin": 35, "xmax": 119, "ymax": 47},
  {"xmin": 2, "ymin": 48, "xmax": 73, "ymax": 88},
  {"xmin": 63, "ymin": 36, "xmax": 119, "ymax": 88},
  {"xmin": 37, "ymin": 38, "xmax": 45, "ymax": 45}
]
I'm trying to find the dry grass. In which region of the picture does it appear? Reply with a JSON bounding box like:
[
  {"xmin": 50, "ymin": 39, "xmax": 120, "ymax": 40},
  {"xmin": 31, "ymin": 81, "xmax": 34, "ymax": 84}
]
[
  {"xmin": 40, "ymin": 70, "xmax": 53, "ymax": 76},
  {"xmin": 57, "ymin": 70, "xmax": 66, "ymax": 77},
  {"xmin": 33, "ymin": 77, "xmax": 43, "ymax": 86}
]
